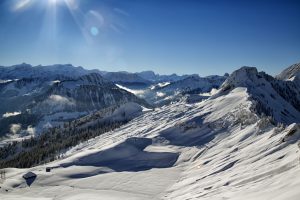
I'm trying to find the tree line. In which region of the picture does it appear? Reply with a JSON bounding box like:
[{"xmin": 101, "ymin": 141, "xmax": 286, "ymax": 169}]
[{"xmin": 0, "ymin": 119, "xmax": 127, "ymax": 168}]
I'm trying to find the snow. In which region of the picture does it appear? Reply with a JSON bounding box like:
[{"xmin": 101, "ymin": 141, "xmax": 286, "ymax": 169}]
[
  {"xmin": 157, "ymin": 82, "xmax": 170, "ymax": 87},
  {"xmin": 51, "ymin": 80, "xmax": 61, "ymax": 84},
  {"xmin": 0, "ymin": 80, "xmax": 13, "ymax": 84},
  {"xmin": 221, "ymin": 66, "xmax": 300, "ymax": 124},
  {"xmin": 1, "ymin": 87, "xmax": 300, "ymax": 200},
  {"xmin": 115, "ymin": 84, "xmax": 145, "ymax": 96}
]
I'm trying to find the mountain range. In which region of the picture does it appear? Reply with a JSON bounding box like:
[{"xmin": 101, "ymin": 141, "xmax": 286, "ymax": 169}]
[{"xmin": 0, "ymin": 62, "xmax": 300, "ymax": 200}]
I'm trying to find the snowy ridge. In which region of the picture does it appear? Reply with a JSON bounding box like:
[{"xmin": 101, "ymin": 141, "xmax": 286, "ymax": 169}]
[
  {"xmin": 219, "ymin": 66, "xmax": 300, "ymax": 124},
  {"xmin": 0, "ymin": 63, "xmax": 91, "ymax": 80}
]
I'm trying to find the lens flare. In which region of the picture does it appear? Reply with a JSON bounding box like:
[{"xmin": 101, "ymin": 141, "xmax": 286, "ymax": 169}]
[
  {"xmin": 14, "ymin": 0, "xmax": 32, "ymax": 11},
  {"xmin": 90, "ymin": 27, "xmax": 99, "ymax": 36}
]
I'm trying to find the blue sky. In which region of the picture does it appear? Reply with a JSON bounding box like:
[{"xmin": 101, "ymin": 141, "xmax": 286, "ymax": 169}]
[{"xmin": 0, "ymin": 0, "xmax": 299, "ymax": 76}]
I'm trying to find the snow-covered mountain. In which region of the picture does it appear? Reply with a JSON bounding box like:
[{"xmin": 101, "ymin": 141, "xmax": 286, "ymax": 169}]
[
  {"xmin": 220, "ymin": 66, "xmax": 300, "ymax": 124},
  {"xmin": 276, "ymin": 62, "xmax": 300, "ymax": 86},
  {"xmin": 136, "ymin": 71, "xmax": 192, "ymax": 82},
  {"xmin": 0, "ymin": 63, "xmax": 94, "ymax": 80},
  {"xmin": 1, "ymin": 64, "xmax": 300, "ymax": 200},
  {"xmin": 117, "ymin": 74, "xmax": 226, "ymax": 105},
  {"xmin": 103, "ymin": 72, "xmax": 152, "ymax": 86},
  {"xmin": 33, "ymin": 73, "xmax": 147, "ymax": 113},
  {"xmin": 0, "ymin": 73, "xmax": 149, "ymax": 137}
]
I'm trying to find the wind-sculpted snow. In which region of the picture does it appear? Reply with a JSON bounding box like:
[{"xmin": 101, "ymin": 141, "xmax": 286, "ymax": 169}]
[{"xmin": 61, "ymin": 137, "xmax": 179, "ymax": 172}]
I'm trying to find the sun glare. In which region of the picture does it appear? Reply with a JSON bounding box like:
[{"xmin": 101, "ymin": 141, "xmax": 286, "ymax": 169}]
[{"xmin": 49, "ymin": 0, "xmax": 58, "ymax": 4}]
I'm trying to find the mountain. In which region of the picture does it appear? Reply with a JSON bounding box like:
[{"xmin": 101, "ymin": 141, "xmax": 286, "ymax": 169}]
[
  {"xmin": 150, "ymin": 74, "xmax": 226, "ymax": 105},
  {"xmin": 116, "ymin": 74, "xmax": 227, "ymax": 106},
  {"xmin": 136, "ymin": 71, "xmax": 189, "ymax": 82},
  {"xmin": 0, "ymin": 63, "xmax": 92, "ymax": 80},
  {"xmin": 0, "ymin": 73, "xmax": 149, "ymax": 137},
  {"xmin": 158, "ymin": 74, "xmax": 226, "ymax": 94},
  {"xmin": 136, "ymin": 71, "xmax": 158, "ymax": 82},
  {"xmin": 103, "ymin": 72, "xmax": 151, "ymax": 86},
  {"xmin": 33, "ymin": 73, "xmax": 147, "ymax": 113},
  {"xmin": 1, "ymin": 65, "xmax": 300, "ymax": 200},
  {"xmin": 219, "ymin": 66, "xmax": 300, "ymax": 124},
  {"xmin": 276, "ymin": 62, "xmax": 300, "ymax": 86}
]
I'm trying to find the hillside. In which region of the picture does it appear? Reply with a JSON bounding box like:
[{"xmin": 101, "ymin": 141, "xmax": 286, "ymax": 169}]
[{"xmin": 0, "ymin": 65, "xmax": 300, "ymax": 200}]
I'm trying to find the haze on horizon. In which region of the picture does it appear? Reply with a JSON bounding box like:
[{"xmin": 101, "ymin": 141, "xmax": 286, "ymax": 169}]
[{"xmin": 0, "ymin": 0, "xmax": 299, "ymax": 76}]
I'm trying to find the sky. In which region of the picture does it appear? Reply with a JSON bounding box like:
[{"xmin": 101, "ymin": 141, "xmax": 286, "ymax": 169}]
[{"xmin": 0, "ymin": 0, "xmax": 299, "ymax": 76}]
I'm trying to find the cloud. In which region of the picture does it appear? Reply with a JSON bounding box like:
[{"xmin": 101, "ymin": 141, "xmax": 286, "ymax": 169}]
[
  {"xmin": 3, "ymin": 112, "xmax": 21, "ymax": 118},
  {"xmin": 26, "ymin": 126, "xmax": 35, "ymax": 136},
  {"xmin": 156, "ymin": 92, "xmax": 166, "ymax": 97},
  {"xmin": 10, "ymin": 124, "xmax": 21, "ymax": 134},
  {"xmin": 48, "ymin": 95, "xmax": 75, "ymax": 106},
  {"xmin": 113, "ymin": 8, "xmax": 129, "ymax": 17},
  {"xmin": 36, "ymin": 95, "xmax": 75, "ymax": 114},
  {"xmin": 199, "ymin": 88, "xmax": 219, "ymax": 97}
]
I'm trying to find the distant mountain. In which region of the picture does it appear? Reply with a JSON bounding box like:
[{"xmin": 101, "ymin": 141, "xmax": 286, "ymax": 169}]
[
  {"xmin": 116, "ymin": 74, "xmax": 227, "ymax": 106},
  {"xmin": 136, "ymin": 71, "xmax": 189, "ymax": 82},
  {"xmin": 103, "ymin": 72, "xmax": 151, "ymax": 86},
  {"xmin": 0, "ymin": 64, "xmax": 202, "ymax": 87},
  {"xmin": 33, "ymin": 73, "xmax": 147, "ymax": 113},
  {"xmin": 158, "ymin": 74, "xmax": 226, "ymax": 94},
  {"xmin": 276, "ymin": 63, "xmax": 300, "ymax": 86},
  {"xmin": 0, "ymin": 63, "xmax": 92, "ymax": 80},
  {"xmin": 103, "ymin": 70, "xmax": 200, "ymax": 87},
  {"xmin": 0, "ymin": 73, "xmax": 149, "ymax": 136}
]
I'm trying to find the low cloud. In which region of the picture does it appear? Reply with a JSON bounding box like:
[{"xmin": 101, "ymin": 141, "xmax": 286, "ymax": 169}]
[
  {"xmin": 47, "ymin": 95, "xmax": 75, "ymax": 106},
  {"xmin": 156, "ymin": 92, "xmax": 166, "ymax": 97},
  {"xmin": 200, "ymin": 88, "xmax": 219, "ymax": 97},
  {"xmin": 10, "ymin": 124, "xmax": 21, "ymax": 134},
  {"xmin": 3, "ymin": 111, "xmax": 21, "ymax": 118},
  {"xmin": 50, "ymin": 95, "xmax": 70, "ymax": 102},
  {"xmin": 26, "ymin": 126, "xmax": 35, "ymax": 136}
]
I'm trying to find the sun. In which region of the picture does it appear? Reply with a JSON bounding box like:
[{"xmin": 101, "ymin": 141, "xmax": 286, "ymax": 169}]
[{"xmin": 49, "ymin": 0, "xmax": 59, "ymax": 5}]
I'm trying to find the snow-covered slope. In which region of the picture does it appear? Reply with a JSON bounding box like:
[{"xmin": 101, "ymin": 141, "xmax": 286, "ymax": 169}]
[
  {"xmin": 1, "ymin": 67, "xmax": 300, "ymax": 199},
  {"xmin": 1, "ymin": 65, "xmax": 300, "ymax": 200}
]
